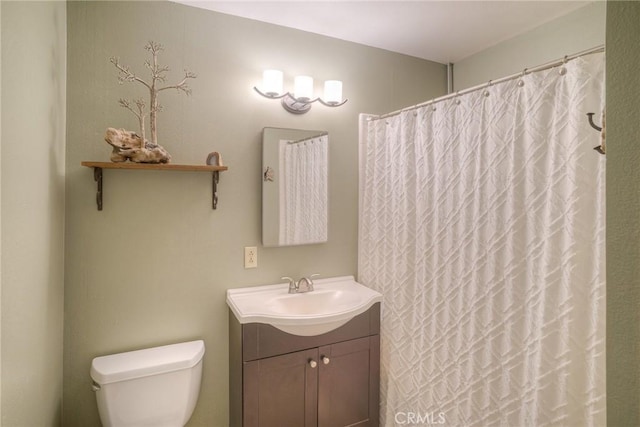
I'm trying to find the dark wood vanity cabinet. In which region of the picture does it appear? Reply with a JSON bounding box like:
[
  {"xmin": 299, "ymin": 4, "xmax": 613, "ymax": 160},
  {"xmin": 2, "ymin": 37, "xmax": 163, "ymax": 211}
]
[
  {"xmin": 317, "ymin": 336, "xmax": 379, "ymax": 427},
  {"xmin": 243, "ymin": 347, "xmax": 319, "ymax": 427},
  {"xmin": 229, "ymin": 304, "xmax": 380, "ymax": 427}
]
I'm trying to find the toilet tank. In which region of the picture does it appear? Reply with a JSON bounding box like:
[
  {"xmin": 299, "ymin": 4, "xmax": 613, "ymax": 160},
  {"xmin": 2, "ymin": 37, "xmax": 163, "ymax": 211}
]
[{"xmin": 90, "ymin": 340, "xmax": 205, "ymax": 427}]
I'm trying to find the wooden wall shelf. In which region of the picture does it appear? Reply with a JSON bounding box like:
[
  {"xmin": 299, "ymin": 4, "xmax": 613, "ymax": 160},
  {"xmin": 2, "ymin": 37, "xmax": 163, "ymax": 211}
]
[{"xmin": 81, "ymin": 161, "xmax": 228, "ymax": 211}]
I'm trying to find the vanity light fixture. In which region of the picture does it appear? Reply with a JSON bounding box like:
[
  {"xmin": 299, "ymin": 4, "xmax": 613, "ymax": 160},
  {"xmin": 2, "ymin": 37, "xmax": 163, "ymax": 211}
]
[{"xmin": 254, "ymin": 69, "xmax": 348, "ymax": 114}]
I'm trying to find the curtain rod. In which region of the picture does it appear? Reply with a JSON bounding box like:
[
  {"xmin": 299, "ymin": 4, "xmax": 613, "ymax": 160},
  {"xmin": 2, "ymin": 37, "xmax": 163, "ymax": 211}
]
[
  {"xmin": 371, "ymin": 45, "xmax": 605, "ymax": 122},
  {"xmin": 287, "ymin": 131, "xmax": 328, "ymax": 145}
]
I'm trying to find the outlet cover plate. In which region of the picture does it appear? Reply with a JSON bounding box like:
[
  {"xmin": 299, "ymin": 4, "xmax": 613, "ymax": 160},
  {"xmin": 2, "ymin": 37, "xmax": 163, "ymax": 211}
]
[{"xmin": 244, "ymin": 246, "xmax": 257, "ymax": 268}]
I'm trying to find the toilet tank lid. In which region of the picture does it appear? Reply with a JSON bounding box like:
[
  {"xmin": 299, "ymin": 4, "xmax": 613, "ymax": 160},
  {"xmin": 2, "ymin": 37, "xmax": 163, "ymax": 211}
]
[{"xmin": 90, "ymin": 340, "xmax": 205, "ymax": 385}]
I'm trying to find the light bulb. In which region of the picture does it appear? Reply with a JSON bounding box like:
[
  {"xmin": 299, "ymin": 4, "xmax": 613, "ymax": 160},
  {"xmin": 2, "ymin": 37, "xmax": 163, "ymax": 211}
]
[
  {"xmin": 262, "ymin": 69, "xmax": 283, "ymax": 97},
  {"xmin": 323, "ymin": 80, "xmax": 343, "ymax": 105},
  {"xmin": 294, "ymin": 76, "xmax": 314, "ymax": 101}
]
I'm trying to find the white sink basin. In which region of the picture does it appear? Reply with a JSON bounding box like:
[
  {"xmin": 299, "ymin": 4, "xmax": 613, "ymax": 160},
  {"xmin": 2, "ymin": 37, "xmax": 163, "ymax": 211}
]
[{"xmin": 226, "ymin": 276, "xmax": 382, "ymax": 336}]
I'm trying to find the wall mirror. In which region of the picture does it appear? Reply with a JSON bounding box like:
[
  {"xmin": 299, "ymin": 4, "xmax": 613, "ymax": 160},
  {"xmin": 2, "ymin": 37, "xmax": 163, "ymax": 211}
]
[{"xmin": 262, "ymin": 127, "xmax": 329, "ymax": 247}]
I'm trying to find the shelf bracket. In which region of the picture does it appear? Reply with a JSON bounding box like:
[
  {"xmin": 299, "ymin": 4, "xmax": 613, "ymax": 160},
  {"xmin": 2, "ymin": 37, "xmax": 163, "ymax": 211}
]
[
  {"xmin": 91, "ymin": 168, "xmax": 221, "ymax": 211},
  {"xmin": 82, "ymin": 161, "xmax": 226, "ymax": 211},
  {"xmin": 212, "ymin": 171, "xmax": 219, "ymax": 209},
  {"xmin": 94, "ymin": 167, "xmax": 103, "ymax": 211}
]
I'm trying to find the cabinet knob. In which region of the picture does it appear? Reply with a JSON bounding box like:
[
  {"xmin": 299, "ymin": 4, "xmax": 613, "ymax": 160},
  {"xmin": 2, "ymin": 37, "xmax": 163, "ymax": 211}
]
[
  {"xmin": 309, "ymin": 359, "xmax": 317, "ymax": 368},
  {"xmin": 321, "ymin": 356, "xmax": 330, "ymax": 365}
]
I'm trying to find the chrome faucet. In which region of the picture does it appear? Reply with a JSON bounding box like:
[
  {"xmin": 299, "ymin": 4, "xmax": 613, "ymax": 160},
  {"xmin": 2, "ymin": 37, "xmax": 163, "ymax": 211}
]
[{"xmin": 282, "ymin": 274, "xmax": 320, "ymax": 294}]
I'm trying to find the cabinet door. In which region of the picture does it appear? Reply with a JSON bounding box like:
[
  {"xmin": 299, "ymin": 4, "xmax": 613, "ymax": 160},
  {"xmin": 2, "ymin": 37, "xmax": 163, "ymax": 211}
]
[
  {"xmin": 243, "ymin": 348, "xmax": 319, "ymax": 427},
  {"xmin": 318, "ymin": 336, "xmax": 380, "ymax": 427}
]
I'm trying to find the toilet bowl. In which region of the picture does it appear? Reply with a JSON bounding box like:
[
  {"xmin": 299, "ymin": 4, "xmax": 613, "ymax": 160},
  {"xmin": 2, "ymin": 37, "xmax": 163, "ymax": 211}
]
[{"xmin": 90, "ymin": 340, "xmax": 205, "ymax": 427}]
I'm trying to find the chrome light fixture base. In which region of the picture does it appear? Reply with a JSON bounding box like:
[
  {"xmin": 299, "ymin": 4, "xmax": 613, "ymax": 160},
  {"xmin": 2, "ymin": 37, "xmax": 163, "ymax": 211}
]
[{"xmin": 281, "ymin": 95, "xmax": 314, "ymax": 114}]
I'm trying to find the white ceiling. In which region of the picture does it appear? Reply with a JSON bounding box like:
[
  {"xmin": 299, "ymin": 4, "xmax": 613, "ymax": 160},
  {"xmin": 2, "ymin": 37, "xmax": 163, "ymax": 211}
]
[{"xmin": 172, "ymin": 1, "xmax": 591, "ymax": 63}]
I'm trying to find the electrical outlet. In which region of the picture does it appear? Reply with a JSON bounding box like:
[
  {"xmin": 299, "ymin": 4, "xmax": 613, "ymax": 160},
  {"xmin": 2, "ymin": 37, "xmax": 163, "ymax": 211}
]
[{"xmin": 244, "ymin": 246, "xmax": 258, "ymax": 269}]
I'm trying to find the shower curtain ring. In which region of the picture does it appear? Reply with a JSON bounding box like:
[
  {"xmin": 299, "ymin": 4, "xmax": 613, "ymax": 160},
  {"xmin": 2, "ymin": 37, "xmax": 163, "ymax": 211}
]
[
  {"xmin": 559, "ymin": 55, "xmax": 568, "ymax": 75},
  {"xmin": 518, "ymin": 69, "xmax": 527, "ymax": 87},
  {"xmin": 455, "ymin": 91, "xmax": 461, "ymax": 105},
  {"xmin": 483, "ymin": 80, "xmax": 492, "ymax": 97}
]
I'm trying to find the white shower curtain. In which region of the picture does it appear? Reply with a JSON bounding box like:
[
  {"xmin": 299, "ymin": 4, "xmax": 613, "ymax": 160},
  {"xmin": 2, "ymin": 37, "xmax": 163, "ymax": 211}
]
[
  {"xmin": 279, "ymin": 135, "xmax": 328, "ymax": 245},
  {"xmin": 359, "ymin": 52, "xmax": 605, "ymax": 426}
]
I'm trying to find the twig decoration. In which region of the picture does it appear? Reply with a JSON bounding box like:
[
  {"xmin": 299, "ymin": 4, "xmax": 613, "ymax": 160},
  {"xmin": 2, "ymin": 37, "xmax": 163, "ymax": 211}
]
[{"xmin": 110, "ymin": 41, "xmax": 196, "ymax": 146}]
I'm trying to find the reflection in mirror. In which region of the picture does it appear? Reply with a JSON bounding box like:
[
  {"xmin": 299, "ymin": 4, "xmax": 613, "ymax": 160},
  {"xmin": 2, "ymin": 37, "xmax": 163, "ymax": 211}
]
[{"xmin": 262, "ymin": 127, "xmax": 328, "ymax": 247}]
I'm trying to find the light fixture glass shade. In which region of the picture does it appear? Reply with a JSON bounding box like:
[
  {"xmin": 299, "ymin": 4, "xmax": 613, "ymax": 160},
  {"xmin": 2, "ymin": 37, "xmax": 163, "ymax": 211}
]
[
  {"xmin": 323, "ymin": 80, "xmax": 343, "ymax": 105},
  {"xmin": 294, "ymin": 76, "xmax": 314, "ymax": 101},
  {"xmin": 262, "ymin": 69, "xmax": 283, "ymax": 96}
]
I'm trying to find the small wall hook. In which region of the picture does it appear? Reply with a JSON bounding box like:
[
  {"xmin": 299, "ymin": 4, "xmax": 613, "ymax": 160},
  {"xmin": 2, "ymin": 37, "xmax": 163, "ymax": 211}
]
[
  {"xmin": 587, "ymin": 112, "xmax": 605, "ymax": 155},
  {"xmin": 586, "ymin": 112, "xmax": 602, "ymax": 132}
]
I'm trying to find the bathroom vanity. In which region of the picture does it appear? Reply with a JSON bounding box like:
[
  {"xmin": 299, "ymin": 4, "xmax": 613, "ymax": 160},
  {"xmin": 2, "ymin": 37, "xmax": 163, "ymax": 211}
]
[
  {"xmin": 229, "ymin": 304, "xmax": 380, "ymax": 427},
  {"xmin": 227, "ymin": 276, "xmax": 381, "ymax": 427}
]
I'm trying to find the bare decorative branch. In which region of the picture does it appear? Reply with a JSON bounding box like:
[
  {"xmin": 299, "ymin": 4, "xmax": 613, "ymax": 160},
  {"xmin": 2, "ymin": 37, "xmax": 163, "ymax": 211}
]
[
  {"xmin": 110, "ymin": 57, "xmax": 151, "ymax": 89},
  {"xmin": 158, "ymin": 70, "xmax": 197, "ymax": 95},
  {"xmin": 145, "ymin": 40, "xmax": 164, "ymax": 55},
  {"xmin": 110, "ymin": 41, "xmax": 196, "ymax": 146},
  {"xmin": 118, "ymin": 98, "xmax": 147, "ymax": 143}
]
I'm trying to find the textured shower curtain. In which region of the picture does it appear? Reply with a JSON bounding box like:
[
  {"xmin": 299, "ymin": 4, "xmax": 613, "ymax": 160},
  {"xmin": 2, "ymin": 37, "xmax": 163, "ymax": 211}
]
[
  {"xmin": 279, "ymin": 135, "xmax": 328, "ymax": 245},
  {"xmin": 359, "ymin": 52, "xmax": 605, "ymax": 426}
]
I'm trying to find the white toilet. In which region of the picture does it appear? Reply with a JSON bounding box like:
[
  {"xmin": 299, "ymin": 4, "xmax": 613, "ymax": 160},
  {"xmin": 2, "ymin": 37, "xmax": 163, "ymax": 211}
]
[{"xmin": 90, "ymin": 340, "xmax": 205, "ymax": 427}]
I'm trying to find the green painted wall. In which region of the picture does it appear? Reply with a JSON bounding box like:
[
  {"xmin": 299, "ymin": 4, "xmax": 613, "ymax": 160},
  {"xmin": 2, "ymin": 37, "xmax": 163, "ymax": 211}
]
[
  {"xmin": 454, "ymin": 2, "xmax": 605, "ymax": 90},
  {"xmin": 64, "ymin": 2, "xmax": 446, "ymax": 425},
  {"xmin": 1, "ymin": 1, "xmax": 66, "ymax": 425},
  {"xmin": 606, "ymin": 1, "xmax": 640, "ymax": 425}
]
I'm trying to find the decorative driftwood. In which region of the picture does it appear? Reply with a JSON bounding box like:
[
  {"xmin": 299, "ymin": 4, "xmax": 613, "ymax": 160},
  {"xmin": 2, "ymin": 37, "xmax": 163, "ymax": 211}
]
[{"xmin": 104, "ymin": 127, "xmax": 171, "ymax": 164}]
